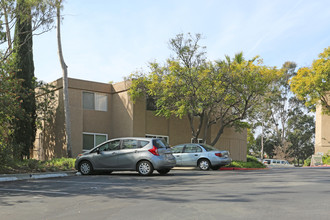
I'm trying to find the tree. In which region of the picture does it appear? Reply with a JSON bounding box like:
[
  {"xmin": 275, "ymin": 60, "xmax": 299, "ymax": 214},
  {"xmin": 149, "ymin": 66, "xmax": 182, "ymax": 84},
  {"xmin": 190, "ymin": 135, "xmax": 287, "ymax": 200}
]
[
  {"xmin": 1, "ymin": 0, "xmax": 56, "ymax": 61},
  {"xmin": 11, "ymin": 0, "xmax": 36, "ymax": 159},
  {"xmin": 248, "ymin": 62, "xmax": 297, "ymax": 160},
  {"xmin": 249, "ymin": 61, "xmax": 315, "ymax": 162},
  {"xmin": 290, "ymin": 46, "xmax": 330, "ymax": 114},
  {"xmin": 0, "ymin": 58, "xmax": 22, "ymax": 164},
  {"xmin": 0, "ymin": 0, "xmax": 57, "ymax": 160},
  {"xmin": 287, "ymin": 99, "xmax": 315, "ymax": 166},
  {"xmin": 129, "ymin": 33, "xmax": 281, "ymax": 146},
  {"xmin": 130, "ymin": 33, "xmax": 209, "ymax": 143},
  {"xmin": 56, "ymin": 0, "xmax": 72, "ymax": 157},
  {"xmin": 204, "ymin": 54, "xmax": 281, "ymax": 146}
]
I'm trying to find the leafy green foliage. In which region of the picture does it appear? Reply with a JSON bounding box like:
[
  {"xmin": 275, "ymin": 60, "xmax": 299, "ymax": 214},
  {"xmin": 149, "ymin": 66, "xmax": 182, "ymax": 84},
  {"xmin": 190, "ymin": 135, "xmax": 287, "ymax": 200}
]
[
  {"xmin": 35, "ymin": 81, "xmax": 57, "ymax": 131},
  {"xmin": 0, "ymin": 57, "xmax": 23, "ymax": 165},
  {"xmin": 11, "ymin": 0, "xmax": 37, "ymax": 160},
  {"xmin": 0, "ymin": 157, "xmax": 75, "ymax": 174},
  {"xmin": 290, "ymin": 46, "xmax": 330, "ymax": 114},
  {"xmin": 225, "ymin": 155, "xmax": 266, "ymax": 168},
  {"xmin": 129, "ymin": 33, "xmax": 282, "ymax": 146},
  {"xmin": 249, "ymin": 62, "xmax": 315, "ymax": 165}
]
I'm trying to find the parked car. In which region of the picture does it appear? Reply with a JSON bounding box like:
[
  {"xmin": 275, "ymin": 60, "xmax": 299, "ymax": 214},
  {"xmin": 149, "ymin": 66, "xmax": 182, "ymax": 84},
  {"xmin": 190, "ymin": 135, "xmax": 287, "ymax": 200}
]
[
  {"xmin": 171, "ymin": 143, "xmax": 232, "ymax": 170},
  {"xmin": 262, "ymin": 159, "xmax": 294, "ymax": 168},
  {"xmin": 75, "ymin": 137, "xmax": 176, "ymax": 176}
]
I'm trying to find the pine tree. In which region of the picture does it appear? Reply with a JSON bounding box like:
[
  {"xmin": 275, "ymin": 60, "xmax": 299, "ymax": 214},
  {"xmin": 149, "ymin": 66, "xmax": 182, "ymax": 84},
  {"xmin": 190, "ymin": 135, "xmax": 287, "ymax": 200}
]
[{"xmin": 12, "ymin": 0, "xmax": 36, "ymax": 159}]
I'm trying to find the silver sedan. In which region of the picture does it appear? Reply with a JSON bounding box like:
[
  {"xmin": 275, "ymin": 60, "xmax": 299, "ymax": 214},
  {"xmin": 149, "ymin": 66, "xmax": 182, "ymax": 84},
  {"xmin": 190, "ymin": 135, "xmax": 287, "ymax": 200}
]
[{"xmin": 171, "ymin": 143, "xmax": 232, "ymax": 170}]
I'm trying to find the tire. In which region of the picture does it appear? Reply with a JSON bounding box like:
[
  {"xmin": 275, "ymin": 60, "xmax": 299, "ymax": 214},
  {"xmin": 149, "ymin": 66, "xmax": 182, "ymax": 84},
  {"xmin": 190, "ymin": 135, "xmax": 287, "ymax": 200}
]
[
  {"xmin": 211, "ymin": 165, "xmax": 221, "ymax": 170},
  {"xmin": 137, "ymin": 160, "xmax": 154, "ymax": 176},
  {"xmin": 79, "ymin": 161, "xmax": 93, "ymax": 175},
  {"xmin": 198, "ymin": 159, "xmax": 210, "ymax": 171},
  {"xmin": 157, "ymin": 169, "xmax": 171, "ymax": 175}
]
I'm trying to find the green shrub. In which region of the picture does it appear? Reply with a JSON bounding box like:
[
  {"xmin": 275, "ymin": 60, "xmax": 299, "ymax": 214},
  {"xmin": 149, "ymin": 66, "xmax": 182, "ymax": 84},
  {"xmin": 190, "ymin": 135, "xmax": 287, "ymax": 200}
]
[
  {"xmin": 323, "ymin": 156, "xmax": 330, "ymax": 165},
  {"xmin": 0, "ymin": 157, "xmax": 76, "ymax": 174},
  {"xmin": 304, "ymin": 157, "xmax": 311, "ymax": 166},
  {"xmin": 27, "ymin": 159, "xmax": 40, "ymax": 169},
  {"xmin": 225, "ymin": 156, "xmax": 266, "ymax": 168}
]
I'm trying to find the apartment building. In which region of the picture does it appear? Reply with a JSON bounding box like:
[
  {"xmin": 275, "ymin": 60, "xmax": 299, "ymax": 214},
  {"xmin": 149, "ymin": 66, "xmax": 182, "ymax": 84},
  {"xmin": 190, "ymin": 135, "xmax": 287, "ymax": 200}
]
[
  {"xmin": 315, "ymin": 103, "xmax": 330, "ymax": 155},
  {"xmin": 33, "ymin": 78, "xmax": 247, "ymax": 161}
]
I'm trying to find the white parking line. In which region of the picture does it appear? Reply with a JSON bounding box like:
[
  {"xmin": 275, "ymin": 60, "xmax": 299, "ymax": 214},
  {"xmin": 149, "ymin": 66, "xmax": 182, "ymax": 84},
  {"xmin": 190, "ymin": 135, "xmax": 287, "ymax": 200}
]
[{"xmin": 0, "ymin": 188, "xmax": 70, "ymax": 195}]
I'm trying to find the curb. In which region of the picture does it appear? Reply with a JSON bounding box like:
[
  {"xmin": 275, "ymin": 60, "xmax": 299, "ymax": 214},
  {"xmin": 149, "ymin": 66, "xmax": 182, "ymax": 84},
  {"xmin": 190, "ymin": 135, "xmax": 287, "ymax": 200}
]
[
  {"xmin": 220, "ymin": 167, "xmax": 269, "ymax": 171},
  {"xmin": 0, "ymin": 171, "xmax": 77, "ymax": 182},
  {"xmin": 172, "ymin": 167, "xmax": 198, "ymax": 170},
  {"xmin": 301, "ymin": 165, "xmax": 330, "ymax": 169}
]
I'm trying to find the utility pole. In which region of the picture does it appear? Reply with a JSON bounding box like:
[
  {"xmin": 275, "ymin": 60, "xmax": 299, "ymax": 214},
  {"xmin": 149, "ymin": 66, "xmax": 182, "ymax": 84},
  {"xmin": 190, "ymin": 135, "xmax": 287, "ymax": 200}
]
[{"xmin": 261, "ymin": 122, "xmax": 264, "ymax": 160}]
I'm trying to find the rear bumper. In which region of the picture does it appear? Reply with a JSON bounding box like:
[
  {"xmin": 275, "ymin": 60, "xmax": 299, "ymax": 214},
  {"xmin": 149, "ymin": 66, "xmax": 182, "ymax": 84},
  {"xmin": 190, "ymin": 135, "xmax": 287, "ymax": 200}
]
[
  {"xmin": 211, "ymin": 157, "xmax": 232, "ymax": 166},
  {"xmin": 152, "ymin": 156, "xmax": 176, "ymax": 170}
]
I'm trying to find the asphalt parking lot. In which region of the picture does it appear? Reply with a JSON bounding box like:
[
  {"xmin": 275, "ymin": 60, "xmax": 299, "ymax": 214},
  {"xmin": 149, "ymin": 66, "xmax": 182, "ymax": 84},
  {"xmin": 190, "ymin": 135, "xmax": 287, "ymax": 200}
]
[{"xmin": 1, "ymin": 168, "xmax": 330, "ymax": 220}]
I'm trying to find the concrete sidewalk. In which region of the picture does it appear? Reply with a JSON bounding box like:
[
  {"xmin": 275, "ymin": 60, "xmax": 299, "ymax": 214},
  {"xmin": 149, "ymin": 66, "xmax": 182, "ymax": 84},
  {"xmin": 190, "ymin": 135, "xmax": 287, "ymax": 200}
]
[{"xmin": 0, "ymin": 171, "xmax": 77, "ymax": 182}]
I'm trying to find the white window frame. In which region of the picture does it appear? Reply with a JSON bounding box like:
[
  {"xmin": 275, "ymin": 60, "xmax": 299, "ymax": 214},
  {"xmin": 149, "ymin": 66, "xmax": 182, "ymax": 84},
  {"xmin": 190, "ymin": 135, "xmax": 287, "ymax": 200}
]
[
  {"xmin": 82, "ymin": 91, "xmax": 108, "ymax": 112},
  {"xmin": 191, "ymin": 138, "xmax": 204, "ymax": 144},
  {"xmin": 145, "ymin": 134, "xmax": 169, "ymax": 144},
  {"xmin": 83, "ymin": 132, "xmax": 108, "ymax": 149}
]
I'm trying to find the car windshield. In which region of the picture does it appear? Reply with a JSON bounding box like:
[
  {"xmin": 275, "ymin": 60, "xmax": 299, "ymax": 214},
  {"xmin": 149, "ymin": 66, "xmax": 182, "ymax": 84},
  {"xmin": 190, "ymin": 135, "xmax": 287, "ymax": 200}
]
[{"xmin": 200, "ymin": 144, "xmax": 218, "ymax": 151}]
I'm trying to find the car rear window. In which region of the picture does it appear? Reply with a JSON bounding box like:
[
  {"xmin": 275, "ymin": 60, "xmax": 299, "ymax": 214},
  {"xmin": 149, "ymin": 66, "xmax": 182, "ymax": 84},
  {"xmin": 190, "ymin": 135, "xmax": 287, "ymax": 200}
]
[
  {"xmin": 200, "ymin": 144, "xmax": 218, "ymax": 151},
  {"xmin": 153, "ymin": 139, "xmax": 168, "ymax": 149}
]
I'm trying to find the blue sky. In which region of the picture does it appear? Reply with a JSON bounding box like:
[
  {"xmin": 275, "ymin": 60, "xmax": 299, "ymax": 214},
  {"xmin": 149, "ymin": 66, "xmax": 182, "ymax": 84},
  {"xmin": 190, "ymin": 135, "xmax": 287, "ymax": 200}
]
[{"xmin": 33, "ymin": 0, "xmax": 330, "ymax": 84}]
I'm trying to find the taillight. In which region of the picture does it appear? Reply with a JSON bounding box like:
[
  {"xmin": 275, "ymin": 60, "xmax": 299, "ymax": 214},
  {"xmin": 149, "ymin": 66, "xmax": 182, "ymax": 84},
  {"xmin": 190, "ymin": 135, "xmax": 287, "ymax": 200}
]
[
  {"xmin": 149, "ymin": 146, "xmax": 159, "ymax": 156},
  {"xmin": 77, "ymin": 154, "xmax": 83, "ymax": 157},
  {"xmin": 215, "ymin": 153, "xmax": 222, "ymax": 157}
]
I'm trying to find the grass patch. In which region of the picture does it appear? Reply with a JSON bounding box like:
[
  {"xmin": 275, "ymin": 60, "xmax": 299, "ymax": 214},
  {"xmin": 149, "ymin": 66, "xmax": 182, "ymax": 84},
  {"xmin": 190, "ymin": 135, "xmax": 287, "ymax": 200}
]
[
  {"xmin": 0, "ymin": 158, "xmax": 76, "ymax": 174},
  {"xmin": 225, "ymin": 155, "xmax": 266, "ymax": 168}
]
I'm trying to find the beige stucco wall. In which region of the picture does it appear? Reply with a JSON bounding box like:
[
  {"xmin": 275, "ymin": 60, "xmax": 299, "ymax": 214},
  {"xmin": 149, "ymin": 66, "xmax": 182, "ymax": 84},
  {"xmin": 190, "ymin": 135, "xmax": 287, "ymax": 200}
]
[
  {"xmin": 110, "ymin": 81, "xmax": 134, "ymax": 138},
  {"xmin": 211, "ymin": 126, "xmax": 247, "ymax": 162},
  {"xmin": 315, "ymin": 104, "xmax": 330, "ymax": 155},
  {"xmin": 142, "ymin": 107, "xmax": 247, "ymax": 161},
  {"xmin": 34, "ymin": 78, "xmax": 247, "ymax": 161},
  {"xmin": 34, "ymin": 78, "xmax": 114, "ymax": 158}
]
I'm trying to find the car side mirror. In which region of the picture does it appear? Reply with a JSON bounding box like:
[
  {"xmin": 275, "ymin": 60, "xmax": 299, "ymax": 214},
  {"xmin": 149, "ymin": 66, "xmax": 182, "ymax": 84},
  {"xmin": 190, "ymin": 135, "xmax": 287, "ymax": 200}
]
[{"xmin": 96, "ymin": 148, "xmax": 100, "ymax": 154}]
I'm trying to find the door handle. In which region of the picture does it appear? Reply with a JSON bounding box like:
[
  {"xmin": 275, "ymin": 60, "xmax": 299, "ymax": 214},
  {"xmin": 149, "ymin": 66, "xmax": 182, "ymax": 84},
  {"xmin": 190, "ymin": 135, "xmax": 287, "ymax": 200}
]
[
  {"xmin": 112, "ymin": 152, "xmax": 116, "ymax": 155},
  {"xmin": 194, "ymin": 154, "xmax": 198, "ymax": 156}
]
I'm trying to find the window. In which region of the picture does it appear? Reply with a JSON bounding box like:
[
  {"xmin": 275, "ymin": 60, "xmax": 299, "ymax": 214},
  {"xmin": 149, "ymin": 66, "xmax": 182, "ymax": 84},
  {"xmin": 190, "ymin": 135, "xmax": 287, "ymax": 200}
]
[
  {"xmin": 83, "ymin": 133, "xmax": 107, "ymax": 150},
  {"xmin": 122, "ymin": 139, "xmax": 139, "ymax": 149},
  {"xmin": 184, "ymin": 144, "xmax": 202, "ymax": 153},
  {"xmin": 99, "ymin": 139, "xmax": 120, "ymax": 152},
  {"xmin": 200, "ymin": 144, "xmax": 217, "ymax": 152},
  {"xmin": 153, "ymin": 139, "xmax": 168, "ymax": 149},
  {"xmin": 83, "ymin": 92, "xmax": 107, "ymax": 111},
  {"xmin": 146, "ymin": 96, "xmax": 157, "ymax": 111},
  {"xmin": 140, "ymin": 141, "xmax": 149, "ymax": 148},
  {"xmin": 171, "ymin": 144, "xmax": 185, "ymax": 153},
  {"xmin": 191, "ymin": 138, "xmax": 204, "ymax": 144},
  {"xmin": 146, "ymin": 134, "xmax": 169, "ymax": 144}
]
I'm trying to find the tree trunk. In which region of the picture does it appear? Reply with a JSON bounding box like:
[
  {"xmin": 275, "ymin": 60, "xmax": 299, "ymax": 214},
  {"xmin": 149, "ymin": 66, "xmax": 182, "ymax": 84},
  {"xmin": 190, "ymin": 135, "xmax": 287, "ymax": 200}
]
[
  {"xmin": 56, "ymin": 1, "xmax": 72, "ymax": 158},
  {"xmin": 2, "ymin": 4, "xmax": 12, "ymax": 51},
  {"xmin": 210, "ymin": 123, "xmax": 225, "ymax": 146}
]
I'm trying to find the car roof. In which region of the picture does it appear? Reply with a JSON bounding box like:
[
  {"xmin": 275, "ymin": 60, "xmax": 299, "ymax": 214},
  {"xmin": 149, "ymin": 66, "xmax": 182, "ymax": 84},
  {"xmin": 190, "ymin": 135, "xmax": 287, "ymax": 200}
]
[{"xmin": 109, "ymin": 137, "xmax": 158, "ymax": 141}]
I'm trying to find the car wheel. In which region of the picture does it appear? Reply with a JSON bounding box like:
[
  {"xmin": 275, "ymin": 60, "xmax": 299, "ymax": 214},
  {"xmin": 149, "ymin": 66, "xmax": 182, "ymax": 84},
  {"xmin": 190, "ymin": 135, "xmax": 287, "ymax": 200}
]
[
  {"xmin": 198, "ymin": 159, "xmax": 210, "ymax": 171},
  {"xmin": 79, "ymin": 161, "xmax": 93, "ymax": 175},
  {"xmin": 211, "ymin": 165, "xmax": 220, "ymax": 170},
  {"xmin": 137, "ymin": 160, "xmax": 154, "ymax": 176},
  {"xmin": 157, "ymin": 169, "xmax": 171, "ymax": 175}
]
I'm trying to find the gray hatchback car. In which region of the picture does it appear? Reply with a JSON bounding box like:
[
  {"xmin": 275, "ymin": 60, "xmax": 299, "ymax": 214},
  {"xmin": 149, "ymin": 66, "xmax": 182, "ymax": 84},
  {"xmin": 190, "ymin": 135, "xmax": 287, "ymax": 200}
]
[{"xmin": 75, "ymin": 137, "xmax": 176, "ymax": 176}]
